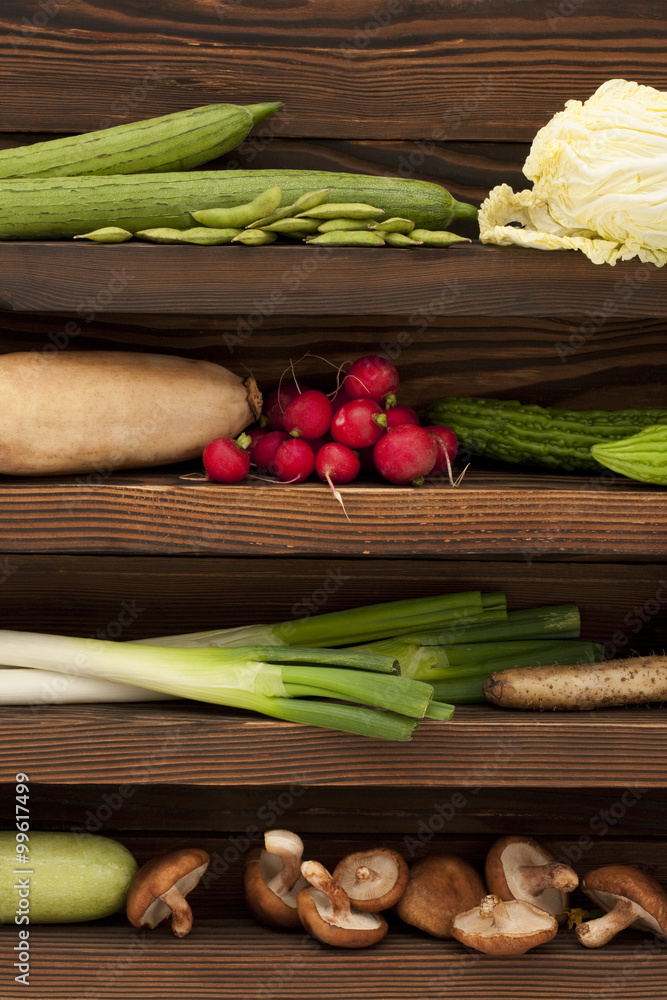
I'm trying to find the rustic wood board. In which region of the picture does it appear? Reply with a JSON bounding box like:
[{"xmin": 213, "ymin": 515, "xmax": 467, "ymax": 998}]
[
  {"xmin": 2, "ymin": 922, "xmax": 664, "ymax": 999},
  {"xmin": 1, "ymin": 243, "xmax": 666, "ymax": 316},
  {"xmin": 0, "ymin": 0, "xmax": 665, "ymax": 140},
  {"xmin": 2, "ymin": 703, "xmax": 667, "ymax": 788},
  {"xmin": 0, "ymin": 469, "xmax": 662, "ymax": 556}
]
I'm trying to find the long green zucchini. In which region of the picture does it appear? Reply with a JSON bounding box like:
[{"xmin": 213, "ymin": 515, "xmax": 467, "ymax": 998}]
[
  {"xmin": 0, "ymin": 103, "xmax": 282, "ymax": 179},
  {"xmin": 0, "ymin": 171, "xmax": 477, "ymax": 239},
  {"xmin": 425, "ymin": 396, "xmax": 667, "ymax": 472}
]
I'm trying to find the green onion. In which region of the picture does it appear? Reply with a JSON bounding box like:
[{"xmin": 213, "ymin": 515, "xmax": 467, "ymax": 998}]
[
  {"xmin": 403, "ymin": 605, "xmax": 581, "ymax": 646},
  {"xmin": 142, "ymin": 591, "xmax": 502, "ymax": 650},
  {"xmin": 0, "ymin": 629, "xmax": 423, "ymax": 740},
  {"xmin": 424, "ymin": 700, "xmax": 456, "ymax": 721}
]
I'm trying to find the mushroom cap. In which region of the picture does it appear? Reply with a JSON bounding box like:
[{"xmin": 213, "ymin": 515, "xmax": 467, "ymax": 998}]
[
  {"xmin": 394, "ymin": 854, "xmax": 486, "ymax": 938},
  {"xmin": 332, "ymin": 847, "xmax": 409, "ymax": 911},
  {"xmin": 581, "ymin": 865, "xmax": 667, "ymax": 936},
  {"xmin": 243, "ymin": 837, "xmax": 308, "ymax": 928},
  {"xmin": 485, "ymin": 835, "xmax": 577, "ymax": 922},
  {"xmin": 296, "ymin": 887, "xmax": 388, "ymax": 948},
  {"xmin": 451, "ymin": 894, "xmax": 559, "ymax": 957},
  {"xmin": 126, "ymin": 847, "xmax": 210, "ymax": 932}
]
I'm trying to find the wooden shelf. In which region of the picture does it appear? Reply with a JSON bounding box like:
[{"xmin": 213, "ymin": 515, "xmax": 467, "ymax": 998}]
[
  {"xmin": 1, "ymin": 242, "xmax": 667, "ymax": 316},
  {"xmin": 0, "ymin": 467, "xmax": 663, "ymax": 557},
  {"xmin": 4, "ymin": 921, "xmax": 665, "ymax": 999},
  {"xmin": 2, "ymin": 703, "xmax": 667, "ymax": 789}
]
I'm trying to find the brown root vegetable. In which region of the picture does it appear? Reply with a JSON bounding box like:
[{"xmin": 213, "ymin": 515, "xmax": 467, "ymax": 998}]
[
  {"xmin": 0, "ymin": 350, "xmax": 262, "ymax": 476},
  {"xmin": 483, "ymin": 655, "xmax": 667, "ymax": 711}
]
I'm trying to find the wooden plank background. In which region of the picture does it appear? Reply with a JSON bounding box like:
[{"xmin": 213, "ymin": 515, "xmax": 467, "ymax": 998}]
[{"xmin": 0, "ymin": 1, "xmax": 665, "ymax": 140}]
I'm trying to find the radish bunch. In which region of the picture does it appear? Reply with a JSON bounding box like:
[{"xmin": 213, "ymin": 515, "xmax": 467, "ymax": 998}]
[{"xmin": 201, "ymin": 354, "xmax": 459, "ymax": 488}]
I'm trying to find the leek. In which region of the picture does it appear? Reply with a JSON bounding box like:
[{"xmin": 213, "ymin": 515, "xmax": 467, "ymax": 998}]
[
  {"xmin": 141, "ymin": 591, "xmax": 504, "ymax": 649},
  {"xmin": 403, "ymin": 605, "xmax": 581, "ymax": 646},
  {"xmin": 0, "ymin": 630, "xmax": 427, "ymax": 741}
]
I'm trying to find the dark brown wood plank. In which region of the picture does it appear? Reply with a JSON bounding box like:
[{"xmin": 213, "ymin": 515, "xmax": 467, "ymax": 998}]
[
  {"xmin": 0, "ymin": 469, "xmax": 662, "ymax": 556},
  {"xmin": 2, "ymin": 243, "xmax": 667, "ymax": 317},
  {"xmin": 0, "ymin": 556, "xmax": 663, "ymax": 651},
  {"xmin": 2, "ymin": 922, "xmax": 665, "ymax": 999},
  {"xmin": 2, "ymin": 703, "xmax": 667, "ymax": 788},
  {"xmin": 0, "ymin": 1, "xmax": 665, "ymax": 140}
]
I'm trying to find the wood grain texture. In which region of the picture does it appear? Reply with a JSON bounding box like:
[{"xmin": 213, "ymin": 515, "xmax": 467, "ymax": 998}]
[
  {"xmin": 1, "ymin": 922, "xmax": 665, "ymax": 999},
  {"xmin": 2, "ymin": 243, "xmax": 667, "ymax": 316},
  {"xmin": 0, "ymin": 556, "xmax": 663, "ymax": 650},
  {"xmin": 0, "ymin": 469, "xmax": 662, "ymax": 556},
  {"xmin": 0, "ymin": 1, "xmax": 665, "ymax": 140},
  {"xmin": 2, "ymin": 703, "xmax": 667, "ymax": 788}
]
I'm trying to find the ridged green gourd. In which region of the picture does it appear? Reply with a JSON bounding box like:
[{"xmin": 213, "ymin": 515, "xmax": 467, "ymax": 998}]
[
  {"xmin": 591, "ymin": 425, "xmax": 667, "ymax": 484},
  {"xmin": 0, "ymin": 831, "xmax": 138, "ymax": 923},
  {"xmin": 0, "ymin": 103, "xmax": 282, "ymax": 179},
  {"xmin": 0, "ymin": 171, "xmax": 477, "ymax": 240},
  {"xmin": 425, "ymin": 397, "xmax": 667, "ymax": 473}
]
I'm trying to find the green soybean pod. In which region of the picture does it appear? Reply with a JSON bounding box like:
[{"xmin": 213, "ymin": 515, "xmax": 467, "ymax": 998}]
[
  {"xmin": 135, "ymin": 228, "xmax": 192, "ymax": 243},
  {"xmin": 305, "ymin": 230, "xmax": 386, "ymax": 247},
  {"xmin": 231, "ymin": 229, "xmax": 278, "ymax": 245},
  {"xmin": 297, "ymin": 202, "xmax": 385, "ymax": 220},
  {"xmin": 0, "ymin": 831, "xmax": 138, "ymax": 923},
  {"xmin": 190, "ymin": 185, "xmax": 282, "ymax": 228},
  {"xmin": 178, "ymin": 227, "xmax": 242, "ymax": 245},
  {"xmin": 383, "ymin": 232, "xmax": 424, "ymax": 247},
  {"xmin": 261, "ymin": 217, "xmax": 321, "ymax": 236},
  {"xmin": 73, "ymin": 227, "xmax": 134, "ymax": 243},
  {"xmin": 247, "ymin": 188, "xmax": 331, "ymax": 229},
  {"xmin": 409, "ymin": 229, "xmax": 471, "ymax": 247},
  {"xmin": 370, "ymin": 217, "xmax": 416, "ymax": 234},
  {"xmin": 317, "ymin": 217, "xmax": 380, "ymax": 232}
]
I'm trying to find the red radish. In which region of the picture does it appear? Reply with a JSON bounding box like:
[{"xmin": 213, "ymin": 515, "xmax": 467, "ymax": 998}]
[
  {"xmin": 244, "ymin": 424, "xmax": 269, "ymax": 460},
  {"xmin": 386, "ymin": 405, "xmax": 420, "ymax": 429},
  {"xmin": 203, "ymin": 433, "xmax": 251, "ymax": 484},
  {"xmin": 283, "ymin": 389, "xmax": 333, "ymax": 440},
  {"xmin": 343, "ymin": 355, "xmax": 399, "ymax": 407},
  {"xmin": 253, "ymin": 430, "xmax": 289, "ymax": 472},
  {"xmin": 331, "ymin": 399, "xmax": 388, "ymax": 449},
  {"xmin": 261, "ymin": 384, "xmax": 303, "ymax": 430},
  {"xmin": 273, "ymin": 438, "xmax": 315, "ymax": 483},
  {"xmin": 304, "ymin": 434, "xmax": 330, "ymax": 457},
  {"xmin": 315, "ymin": 442, "xmax": 360, "ymax": 485},
  {"xmin": 427, "ymin": 425, "xmax": 459, "ymax": 473},
  {"xmin": 331, "ymin": 385, "xmax": 354, "ymax": 412},
  {"xmin": 373, "ymin": 425, "xmax": 437, "ymax": 486}
]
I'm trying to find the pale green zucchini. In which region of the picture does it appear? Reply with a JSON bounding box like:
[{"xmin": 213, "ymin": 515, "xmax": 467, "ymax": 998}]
[
  {"xmin": 0, "ymin": 103, "xmax": 282, "ymax": 179},
  {"xmin": 0, "ymin": 170, "xmax": 477, "ymax": 239}
]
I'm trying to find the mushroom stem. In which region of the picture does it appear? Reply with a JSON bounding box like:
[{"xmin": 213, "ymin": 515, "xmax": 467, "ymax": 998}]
[
  {"xmin": 159, "ymin": 885, "xmax": 193, "ymax": 938},
  {"xmin": 519, "ymin": 861, "xmax": 579, "ymax": 894},
  {"xmin": 479, "ymin": 894, "xmax": 514, "ymax": 932},
  {"xmin": 355, "ymin": 866, "xmax": 373, "ymax": 884},
  {"xmin": 301, "ymin": 860, "xmax": 352, "ymax": 923},
  {"xmin": 264, "ymin": 829, "xmax": 304, "ymax": 897},
  {"xmin": 575, "ymin": 897, "xmax": 644, "ymax": 948}
]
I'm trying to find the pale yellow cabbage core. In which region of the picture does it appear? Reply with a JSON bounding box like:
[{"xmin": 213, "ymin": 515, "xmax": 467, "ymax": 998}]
[{"xmin": 478, "ymin": 79, "xmax": 667, "ymax": 266}]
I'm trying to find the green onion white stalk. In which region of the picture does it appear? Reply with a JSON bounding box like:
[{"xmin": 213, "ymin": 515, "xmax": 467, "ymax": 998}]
[{"xmin": 0, "ymin": 630, "xmax": 432, "ymax": 741}]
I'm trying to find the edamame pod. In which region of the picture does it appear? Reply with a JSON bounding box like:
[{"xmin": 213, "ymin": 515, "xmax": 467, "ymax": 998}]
[
  {"xmin": 247, "ymin": 188, "xmax": 331, "ymax": 229},
  {"xmin": 409, "ymin": 229, "xmax": 471, "ymax": 247},
  {"xmin": 190, "ymin": 185, "xmax": 282, "ymax": 228},
  {"xmin": 178, "ymin": 227, "xmax": 242, "ymax": 245},
  {"xmin": 0, "ymin": 831, "xmax": 138, "ymax": 923},
  {"xmin": 231, "ymin": 229, "xmax": 278, "ymax": 245},
  {"xmin": 261, "ymin": 217, "xmax": 321, "ymax": 236},
  {"xmin": 383, "ymin": 232, "xmax": 424, "ymax": 247},
  {"xmin": 73, "ymin": 227, "xmax": 134, "ymax": 243},
  {"xmin": 135, "ymin": 228, "xmax": 195, "ymax": 244},
  {"xmin": 305, "ymin": 230, "xmax": 386, "ymax": 247},
  {"xmin": 298, "ymin": 202, "xmax": 384, "ymax": 220},
  {"xmin": 370, "ymin": 217, "xmax": 416, "ymax": 234},
  {"xmin": 317, "ymin": 217, "xmax": 380, "ymax": 232}
]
